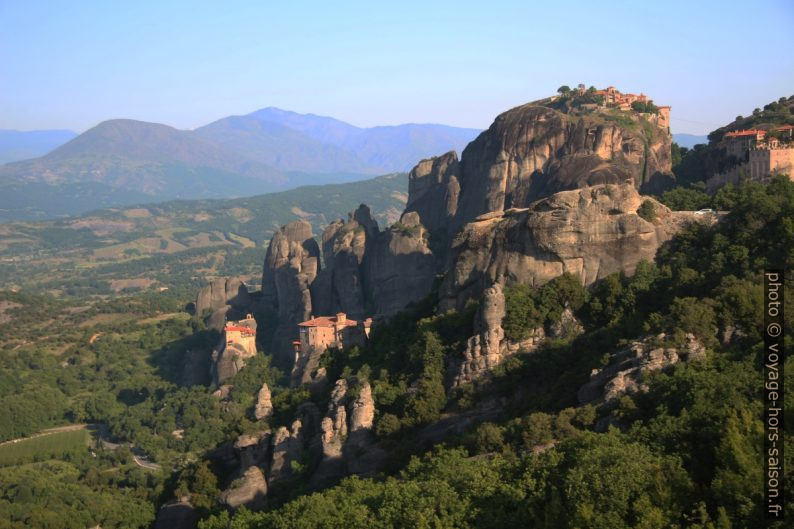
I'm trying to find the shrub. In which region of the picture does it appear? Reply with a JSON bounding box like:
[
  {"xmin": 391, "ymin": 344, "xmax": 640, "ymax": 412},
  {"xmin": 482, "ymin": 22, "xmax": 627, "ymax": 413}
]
[{"xmin": 637, "ymin": 200, "xmax": 657, "ymax": 222}]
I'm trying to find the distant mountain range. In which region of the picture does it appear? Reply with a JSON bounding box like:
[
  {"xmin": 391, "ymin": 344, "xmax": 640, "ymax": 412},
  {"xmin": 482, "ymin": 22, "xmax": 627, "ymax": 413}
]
[
  {"xmin": 0, "ymin": 129, "xmax": 78, "ymax": 164},
  {"xmin": 0, "ymin": 109, "xmax": 480, "ymax": 222},
  {"xmin": 672, "ymin": 133, "xmax": 708, "ymax": 149}
]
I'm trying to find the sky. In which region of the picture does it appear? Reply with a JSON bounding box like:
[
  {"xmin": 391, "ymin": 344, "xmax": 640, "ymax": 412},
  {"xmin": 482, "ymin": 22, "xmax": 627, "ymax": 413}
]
[{"xmin": 1, "ymin": 0, "xmax": 793, "ymax": 135}]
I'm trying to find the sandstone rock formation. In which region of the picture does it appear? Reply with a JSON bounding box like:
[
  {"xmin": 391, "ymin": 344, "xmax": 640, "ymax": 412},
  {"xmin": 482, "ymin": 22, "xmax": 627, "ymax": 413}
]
[
  {"xmin": 366, "ymin": 211, "xmax": 436, "ymax": 316},
  {"xmin": 195, "ymin": 277, "xmax": 251, "ymax": 330},
  {"xmin": 578, "ymin": 333, "xmax": 707, "ymax": 404},
  {"xmin": 310, "ymin": 205, "xmax": 378, "ymax": 319},
  {"xmin": 233, "ymin": 431, "xmax": 271, "ymax": 470},
  {"xmin": 264, "ymin": 209, "xmax": 435, "ymax": 363},
  {"xmin": 211, "ymin": 315, "xmax": 258, "ymax": 385},
  {"xmin": 448, "ymin": 283, "xmax": 545, "ymax": 387},
  {"xmin": 261, "ymin": 220, "xmax": 321, "ymax": 365},
  {"xmin": 223, "ymin": 377, "xmax": 380, "ymax": 504},
  {"xmin": 219, "ymin": 466, "xmax": 267, "ymax": 511},
  {"xmin": 453, "ymin": 104, "xmax": 673, "ymax": 229},
  {"xmin": 311, "ymin": 379, "xmax": 349, "ymax": 487},
  {"xmin": 401, "ymin": 102, "xmax": 676, "ymax": 244},
  {"xmin": 404, "ymin": 151, "xmax": 461, "ymax": 235},
  {"xmin": 440, "ymin": 183, "xmax": 707, "ymax": 311},
  {"xmin": 268, "ymin": 402, "xmax": 320, "ymax": 484},
  {"xmin": 152, "ymin": 500, "xmax": 198, "ymax": 529},
  {"xmin": 550, "ymin": 307, "xmax": 584, "ymax": 340},
  {"xmin": 254, "ymin": 383, "xmax": 273, "ymax": 421}
]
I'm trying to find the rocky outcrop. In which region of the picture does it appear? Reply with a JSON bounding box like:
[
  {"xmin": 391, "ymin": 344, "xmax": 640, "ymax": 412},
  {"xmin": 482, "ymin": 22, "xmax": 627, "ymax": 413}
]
[
  {"xmin": 451, "ymin": 104, "xmax": 674, "ymax": 230},
  {"xmin": 211, "ymin": 315, "xmax": 258, "ymax": 385},
  {"xmin": 578, "ymin": 333, "xmax": 707, "ymax": 404},
  {"xmin": 349, "ymin": 382, "xmax": 375, "ymax": 435},
  {"xmin": 404, "ymin": 151, "xmax": 461, "ymax": 235},
  {"xmin": 550, "ymin": 307, "xmax": 584, "ymax": 340},
  {"xmin": 254, "ymin": 383, "xmax": 273, "ymax": 421},
  {"xmin": 268, "ymin": 402, "xmax": 320, "ymax": 484},
  {"xmin": 153, "ymin": 500, "xmax": 198, "ymax": 529},
  {"xmin": 195, "ymin": 277, "xmax": 251, "ymax": 330},
  {"xmin": 233, "ymin": 431, "xmax": 271, "ymax": 470},
  {"xmin": 311, "ymin": 205, "xmax": 378, "ymax": 319},
  {"xmin": 366, "ymin": 211, "xmax": 436, "ymax": 316},
  {"xmin": 261, "ymin": 220, "xmax": 321, "ymax": 366},
  {"xmin": 448, "ymin": 283, "xmax": 545, "ymax": 387},
  {"xmin": 312, "ymin": 379, "xmax": 349, "ymax": 486},
  {"xmin": 440, "ymin": 184, "xmax": 708, "ymax": 311},
  {"xmin": 264, "ymin": 209, "xmax": 436, "ymax": 363},
  {"xmin": 219, "ymin": 466, "xmax": 267, "ymax": 511}
]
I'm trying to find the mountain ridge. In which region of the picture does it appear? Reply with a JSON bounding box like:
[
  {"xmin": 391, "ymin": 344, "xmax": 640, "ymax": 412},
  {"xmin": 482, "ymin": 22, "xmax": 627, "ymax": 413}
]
[{"xmin": 0, "ymin": 109, "xmax": 480, "ymax": 222}]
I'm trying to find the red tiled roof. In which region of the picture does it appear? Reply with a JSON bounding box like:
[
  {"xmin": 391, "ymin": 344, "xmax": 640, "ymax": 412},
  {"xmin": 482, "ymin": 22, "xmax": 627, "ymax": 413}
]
[
  {"xmin": 298, "ymin": 315, "xmax": 359, "ymax": 328},
  {"xmin": 224, "ymin": 325, "xmax": 256, "ymax": 335},
  {"xmin": 724, "ymin": 129, "xmax": 766, "ymax": 138}
]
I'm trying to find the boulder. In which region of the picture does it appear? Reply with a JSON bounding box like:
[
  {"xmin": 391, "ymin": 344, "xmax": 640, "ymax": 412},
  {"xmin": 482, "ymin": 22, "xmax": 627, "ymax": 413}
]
[{"xmin": 219, "ymin": 466, "xmax": 267, "ymax": 511}]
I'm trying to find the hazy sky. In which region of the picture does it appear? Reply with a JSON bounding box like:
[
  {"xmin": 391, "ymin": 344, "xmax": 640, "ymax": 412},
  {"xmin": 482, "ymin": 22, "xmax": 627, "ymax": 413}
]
[{"xmin": 1, "ymin": 0, "xmax": 793, "ymax": 135}]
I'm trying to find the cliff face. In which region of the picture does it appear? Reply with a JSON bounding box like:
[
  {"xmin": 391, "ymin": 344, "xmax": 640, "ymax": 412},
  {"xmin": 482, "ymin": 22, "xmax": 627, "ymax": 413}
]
[
  {"xmin": 261, "ymin": 220, "xmax": 321, "ymax": 365},
  {"xmin": 447, "ymin": 283, "xmax": 546, "ymax": 387},
  {"xmin": 310, "ymin": 205, "xmax": 379, "ymax": 319},
  {"xmin": 366, "ymin": 211, "xmax": 436, "ymax": 316},
  {"xmin": 259, "ymin": 97, "xmax": 682, "ymax": 365},
  {"xmin": 264, "ymin": 207, "xmax": 434, "ymax": 361},
  {"xmin": 404, "ymin": 151, "xmax": 460, "ymax": 236},
  {"xmin": 221, "ymin": 377, "xmax": 380, "ymax": 504},
  {"xmin": 195, "ymin": 277, "xmax": 251, "ymax": 330},
  {"xmin": 404, "ymin": 104, "xmax": 674, "ymax": 237},
  {"xmin": 440, "ymin": 183, "xmax": 707, "ymax": 311}
]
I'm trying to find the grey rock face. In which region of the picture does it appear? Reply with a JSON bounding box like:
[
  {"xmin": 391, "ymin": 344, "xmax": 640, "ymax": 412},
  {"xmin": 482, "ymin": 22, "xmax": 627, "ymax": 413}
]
[
  {"xmin": 195, "ymin": 277, "xmax": 251, "ymax": 330},
  {"xmin": 448, "ymin": 283, "xmax": 545, "ymax": 387},
  {"xmin": 267, "ymin": 402, "xmax": 320, "ymax": 484},
  {"xmin": 233, "ymin": 430, "xmax": 271, "ymax": 470},
  {"xmin": 349, "ymin": 382, "xmax": 375, "ymax": 434},
  {"xmin": 578, "ymin": 333, "xmax": 707, "ymax": 404},
  {"xmin": 367, "ymin": 211, "xmax": 436, "ymax": 316},
  {"xmin": 219, "ymin": 466, "xmax": 267, "ymax": 511},
  {"xmin": 254, "ymin": 383, "xmax": 273, "ymax": 421},
  {"xmin": 404, "ymin": 151, "xmax": 461, "ymax": 235},
  {"xmin": 452, "ymin": 104, "xmax": 674, "ymax": 230},
  {"xmin": 440, "ymin": 184, "xmax": 701, "ymax": 311},
  {"xmin": 550, "ymin": 307, "xmax": 584, "ymax": 340},
  {"xmin": 311, "ymin": 205, "xmax": 379, "ymax": 319},
  {"xmin": 261, "ymin": 220, "xmax": 321, "ymax": 365}
]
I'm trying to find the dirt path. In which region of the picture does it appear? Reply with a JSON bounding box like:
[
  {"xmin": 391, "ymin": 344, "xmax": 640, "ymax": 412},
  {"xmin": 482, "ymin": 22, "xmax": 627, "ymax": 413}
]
[{"xmin": 0, "ymin": 423, "xmax": 89, "ymax": 447}]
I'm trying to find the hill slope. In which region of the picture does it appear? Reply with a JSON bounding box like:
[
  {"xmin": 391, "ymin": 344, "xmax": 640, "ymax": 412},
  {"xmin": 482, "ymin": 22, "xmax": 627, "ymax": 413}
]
[
  {"xmin": 0, "ymin": 120, "xmax": 290, "ymax": 221},
  {"xmin": 0, "ymin": 173, "xmax": 408, "ymax": 293},
  {"xmin": 0, "ymin": 111, "xmax": 480, "ymax": 222},
  {"xmin": 238, "ymin": 107, "xmax": 481, "ymax": 171}
]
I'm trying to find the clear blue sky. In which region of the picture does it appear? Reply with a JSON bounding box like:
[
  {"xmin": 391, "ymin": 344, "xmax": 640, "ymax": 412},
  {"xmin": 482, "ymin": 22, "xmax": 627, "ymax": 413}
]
[{"xmin": 1, "ymin": 0, "xmax": 793, "ymax": 135}]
